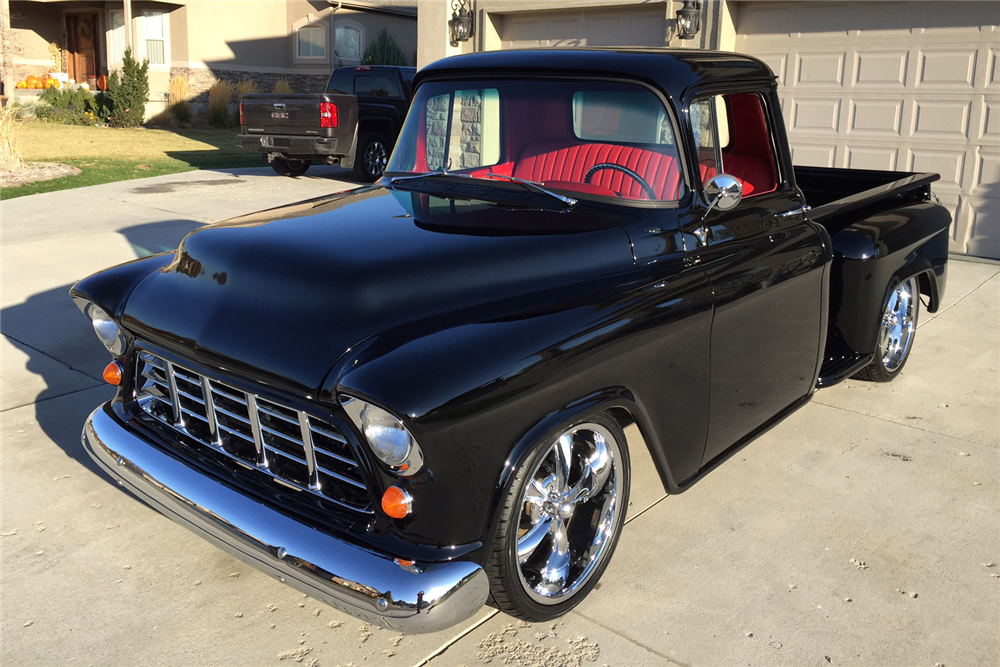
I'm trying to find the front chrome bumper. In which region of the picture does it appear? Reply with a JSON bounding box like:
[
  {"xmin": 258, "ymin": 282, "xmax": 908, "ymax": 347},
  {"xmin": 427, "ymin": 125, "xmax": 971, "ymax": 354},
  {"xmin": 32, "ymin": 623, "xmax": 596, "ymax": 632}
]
[{"xmin": 82, "ymin": 403, "xmax": 490, "ymax": 633}]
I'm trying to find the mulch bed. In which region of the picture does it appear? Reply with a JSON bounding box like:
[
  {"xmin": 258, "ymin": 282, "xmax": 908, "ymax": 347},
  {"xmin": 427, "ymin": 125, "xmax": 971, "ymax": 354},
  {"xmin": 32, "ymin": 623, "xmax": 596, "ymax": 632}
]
[{"xmin": 1, "ymin": 162, "xmax": 82, "ymax": 188}]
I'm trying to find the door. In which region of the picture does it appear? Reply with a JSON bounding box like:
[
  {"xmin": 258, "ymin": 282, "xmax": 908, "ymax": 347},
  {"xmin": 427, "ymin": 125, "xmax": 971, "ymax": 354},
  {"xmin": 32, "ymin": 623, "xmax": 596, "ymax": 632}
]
[
  {"xmin": 686, "ymin": 91, "xmax": 829, "ymax": 465},
  {"xmin": 66, "ymin": 14, "xmax": 99, "ymax": 83}
]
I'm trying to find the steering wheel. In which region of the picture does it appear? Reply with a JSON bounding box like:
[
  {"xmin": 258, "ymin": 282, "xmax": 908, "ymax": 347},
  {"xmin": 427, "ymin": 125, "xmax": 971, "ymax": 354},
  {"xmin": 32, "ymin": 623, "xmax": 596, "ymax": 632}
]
[{"xmin": 584, "ymin": 163, "xmax": 656, "ymax": 199}]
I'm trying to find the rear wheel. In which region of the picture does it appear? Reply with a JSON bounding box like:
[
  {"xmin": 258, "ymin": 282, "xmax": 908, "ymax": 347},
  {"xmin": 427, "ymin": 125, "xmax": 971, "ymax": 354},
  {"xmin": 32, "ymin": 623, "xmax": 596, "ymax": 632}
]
[
  {"xmin": 487, "ymin": 413, "xmax": 629, "ymax": 621},
  {"xmin": 352, "ymin": 133, "xmax": 389, "ymax": 182},
  {"xmin": 271, "ymin": 157, "xmax": 311, "ymax": 177},
  {"xmin": 854, "ymin": 276, "xmax": 919, "ymax": 382}
]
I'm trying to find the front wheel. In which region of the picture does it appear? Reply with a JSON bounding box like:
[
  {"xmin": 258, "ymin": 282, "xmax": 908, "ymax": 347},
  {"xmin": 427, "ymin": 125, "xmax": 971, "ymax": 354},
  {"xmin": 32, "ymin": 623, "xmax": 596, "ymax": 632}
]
[
  {"xmin": 271, "ymin": 157, "xmax": 311, "ymax": 177},
  {"xmin": 854, "ymin": 276, "xmax": 919, "ymax": 382},
  {"xmin": 487, "ymin": 413, "xmax": 630, "ymax": 621},
  {"xmin": 352, "ymin": 133, "xmax": 389, "ymax": 182}
]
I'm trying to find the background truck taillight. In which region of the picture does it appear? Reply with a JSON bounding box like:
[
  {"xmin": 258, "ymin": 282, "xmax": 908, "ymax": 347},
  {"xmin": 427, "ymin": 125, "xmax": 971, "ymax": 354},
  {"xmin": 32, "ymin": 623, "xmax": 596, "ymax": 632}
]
[
  {"xmin": 320, "ymin": 102, "xmax": 338, "ymax": 128},
  {"xmin": 239, "ymin": 100, "xmax": 244, "ymax": 126}
]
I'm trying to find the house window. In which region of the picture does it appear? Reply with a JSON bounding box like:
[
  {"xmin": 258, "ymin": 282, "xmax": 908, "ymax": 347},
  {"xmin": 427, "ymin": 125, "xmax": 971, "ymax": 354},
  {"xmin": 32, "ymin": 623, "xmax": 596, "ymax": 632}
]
[
  {"xmin": 142, "ymin": 11, "xmax": 166, "ymax": 65},
  {"xmin": 297, "ymin": 24, "xmax": 325, "ymax": 58},
  {"xmin": 335, "ymin": 24, "xmax": 362, "ymax": 62}
]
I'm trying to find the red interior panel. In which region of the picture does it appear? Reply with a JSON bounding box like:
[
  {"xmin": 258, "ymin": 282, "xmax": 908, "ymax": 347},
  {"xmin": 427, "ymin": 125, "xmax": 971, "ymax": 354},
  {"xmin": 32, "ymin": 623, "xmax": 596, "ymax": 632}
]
[
  {"xmin": 722, "ymin": 94, "xmax": 778, "ymax": 197},
  {"xmin": 514, "ymin": 142, "xmax": 681, "ymax": 200}
]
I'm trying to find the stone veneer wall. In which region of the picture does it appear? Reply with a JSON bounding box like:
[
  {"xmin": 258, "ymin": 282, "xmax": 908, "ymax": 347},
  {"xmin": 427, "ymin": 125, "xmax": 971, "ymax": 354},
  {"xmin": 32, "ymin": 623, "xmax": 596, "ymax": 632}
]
[
  {"xmin": 424, "ymin": 90, "xmax": 484, "ymax": 171},
  {"xmin": 170, "ymin": 67, "xmax": 331, "ymax": 103}
]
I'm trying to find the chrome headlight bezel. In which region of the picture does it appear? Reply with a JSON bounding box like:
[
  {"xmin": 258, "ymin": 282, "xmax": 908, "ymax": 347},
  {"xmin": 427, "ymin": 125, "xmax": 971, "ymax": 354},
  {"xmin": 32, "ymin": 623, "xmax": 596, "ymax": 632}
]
[
  {"xmin": 341, "ymin": 396, "xmax": 424, "ymax": 476},
  {"xmin": 74, "ymin": 298, "xmax": 126, "ymax": 355}
]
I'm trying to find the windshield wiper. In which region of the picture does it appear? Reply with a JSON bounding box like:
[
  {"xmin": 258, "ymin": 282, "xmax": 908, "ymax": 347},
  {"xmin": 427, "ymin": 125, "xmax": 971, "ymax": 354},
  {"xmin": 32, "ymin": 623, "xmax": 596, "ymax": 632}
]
[
  {"xmin": 387, "ymin": 170, "xmax": 577, "ymax": 209},
  {"xmin": 482, "ymin": 172, "xmax": 578, "ymax": 207}
]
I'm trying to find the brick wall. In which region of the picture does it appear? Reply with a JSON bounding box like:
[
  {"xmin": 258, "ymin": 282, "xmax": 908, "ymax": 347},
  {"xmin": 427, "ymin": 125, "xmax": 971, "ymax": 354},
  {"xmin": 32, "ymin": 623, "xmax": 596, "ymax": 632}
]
[{"xmin": 170, "ymin": 67, "xmax": 330, "ymax": 102}]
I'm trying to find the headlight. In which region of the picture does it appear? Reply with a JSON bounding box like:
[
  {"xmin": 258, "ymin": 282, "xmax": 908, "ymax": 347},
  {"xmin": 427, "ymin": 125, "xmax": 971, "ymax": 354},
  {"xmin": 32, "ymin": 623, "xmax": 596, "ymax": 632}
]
[
  {"xmin": 75, "ymin": 299, "xmax": 126, "ymax": 355},
  {"xmin": 341, "ymin": 397, "xmax": 424, "ymax": 475}
]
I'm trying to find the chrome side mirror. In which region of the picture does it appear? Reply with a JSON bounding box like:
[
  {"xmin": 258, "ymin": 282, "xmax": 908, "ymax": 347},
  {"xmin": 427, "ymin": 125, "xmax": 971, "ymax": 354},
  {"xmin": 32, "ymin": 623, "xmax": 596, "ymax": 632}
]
[
  {"xmin": 704, "ymin": 174, "xmax": 743, "ymax": 213},
  {"xmin": 693, "ymin": 174, "xmax": 743, "ymax": 248}
]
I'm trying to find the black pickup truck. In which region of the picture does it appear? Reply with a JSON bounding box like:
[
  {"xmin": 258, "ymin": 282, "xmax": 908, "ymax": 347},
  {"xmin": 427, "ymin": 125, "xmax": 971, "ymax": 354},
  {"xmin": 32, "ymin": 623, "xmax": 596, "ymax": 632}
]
[
  {"xmin": 240, "ymin": 65, "xmax": 415, "ymax": 181},
  {"xmin": 75, "ymin": 48, "xmax": 950, "ymax": 634}
]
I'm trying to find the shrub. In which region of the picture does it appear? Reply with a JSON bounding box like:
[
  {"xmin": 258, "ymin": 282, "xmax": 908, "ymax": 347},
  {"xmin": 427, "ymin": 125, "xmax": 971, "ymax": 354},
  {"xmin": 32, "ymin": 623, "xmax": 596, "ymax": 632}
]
[
  {"xmin": 236, "ymin": 77, "xmax": 259, "ymax": 99},
  {"xmin": 273, "ymin": 78, "xmax": 293, "ymax": 94},
  {"xmin": 35, "ymin": 87, "xmax": 99, "ymax": 125},
  {"xmin": 171, "ymin": 101, "xmax": 193, "ymax": 125},
  {"xmin": 167, "ymin": 74, "xmax": 189, "ymax": 106},
  {"xmin": 107, "ymin": 48, "xmax": 150, "ymax": 127},
  {"xmin": 0, "ymin": 105, "xmax": 22, "ymax": 172},
  {"xmin": 363, "ymin": 28, "xmax": 407, "ymax": 66},
  {"xmin": 205, "ymin": 79, "xmax": 235, "ymax": 127}
]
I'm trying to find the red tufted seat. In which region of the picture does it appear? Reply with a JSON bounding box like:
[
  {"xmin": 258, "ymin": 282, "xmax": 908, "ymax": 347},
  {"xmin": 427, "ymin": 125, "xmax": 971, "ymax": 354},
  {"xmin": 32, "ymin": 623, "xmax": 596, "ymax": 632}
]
[{"xmin": 514, "ymin": 141, "xmax": 682, "ymax": 200}]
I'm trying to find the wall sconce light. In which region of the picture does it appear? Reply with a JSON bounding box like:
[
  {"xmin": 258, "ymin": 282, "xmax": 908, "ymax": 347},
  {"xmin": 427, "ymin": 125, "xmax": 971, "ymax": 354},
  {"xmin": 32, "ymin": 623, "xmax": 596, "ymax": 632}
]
[
  {"xmin": 676, "ymin": 0, "xmax": 702, "ymax": 40},
  {"xmin": 448, "ymin": 0, "xmax": 475, "ymax": 46}
]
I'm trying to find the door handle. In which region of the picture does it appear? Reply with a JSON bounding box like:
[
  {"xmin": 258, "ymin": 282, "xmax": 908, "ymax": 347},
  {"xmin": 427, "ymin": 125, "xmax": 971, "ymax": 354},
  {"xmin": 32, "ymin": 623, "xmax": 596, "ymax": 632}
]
[{"xmin": 779, "ymin": 205, "xmax": 811, "ymax": 218}]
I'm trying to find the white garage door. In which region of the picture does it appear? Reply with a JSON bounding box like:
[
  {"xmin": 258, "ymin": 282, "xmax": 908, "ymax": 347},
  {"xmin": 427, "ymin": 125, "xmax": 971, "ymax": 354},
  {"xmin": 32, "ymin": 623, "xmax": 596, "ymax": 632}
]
[
  {"xmin": 736, "ymin": 1, "xmax": 1000, "ymax": 258},
  {"xmin": 497, "ymin": 5, "xmax": 667, "ymax": 49}
]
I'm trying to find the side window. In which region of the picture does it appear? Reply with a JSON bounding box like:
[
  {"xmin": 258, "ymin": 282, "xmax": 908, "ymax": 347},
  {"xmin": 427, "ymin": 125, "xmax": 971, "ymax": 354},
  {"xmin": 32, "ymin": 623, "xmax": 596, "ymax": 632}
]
[
  {"xmin": 425, "ymin": 89, "xmax": 501, "ymax": 171},
  {"xmin": 692, "ymin": 93, "xmax": 779, "ymax": 198}
]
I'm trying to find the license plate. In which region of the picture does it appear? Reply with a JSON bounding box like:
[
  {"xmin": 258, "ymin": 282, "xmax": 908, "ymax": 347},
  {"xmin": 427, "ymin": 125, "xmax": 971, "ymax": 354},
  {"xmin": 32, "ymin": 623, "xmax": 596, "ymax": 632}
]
[{"xmin": 271, "ymin": 111, "xmax": 288, "ymax": 119}]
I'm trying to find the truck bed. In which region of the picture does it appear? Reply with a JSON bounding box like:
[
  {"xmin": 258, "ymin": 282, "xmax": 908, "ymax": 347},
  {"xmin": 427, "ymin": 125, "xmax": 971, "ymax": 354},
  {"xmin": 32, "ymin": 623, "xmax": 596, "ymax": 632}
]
[{"xmin": 794, "ymin": 166, "xmax": 940, "ymax": 236}]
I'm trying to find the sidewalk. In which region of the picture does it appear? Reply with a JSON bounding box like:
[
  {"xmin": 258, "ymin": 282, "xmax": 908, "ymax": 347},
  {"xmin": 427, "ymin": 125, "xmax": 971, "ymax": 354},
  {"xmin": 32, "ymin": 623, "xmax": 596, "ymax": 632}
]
[{"xmin": 2, "ymin": 170, "xmax": 997, "ymax": 667}]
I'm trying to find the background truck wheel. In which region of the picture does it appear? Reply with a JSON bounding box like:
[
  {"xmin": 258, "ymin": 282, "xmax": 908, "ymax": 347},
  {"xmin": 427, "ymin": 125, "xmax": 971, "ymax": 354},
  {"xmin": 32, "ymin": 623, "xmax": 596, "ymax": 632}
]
[
  {"xmin": 854, "ymin": 276, "xmax": 919, "ymax": 382},
  {"xmin": 271, "ymin": 157, "xmax": 311, "ymax": 177},
  {"xmin": 352, "ymin": 133, "xmax": 389, "ymax": 182},
  {"xmin": 486, "ymin": 412, "xmax": 630, "ymax": 621}
]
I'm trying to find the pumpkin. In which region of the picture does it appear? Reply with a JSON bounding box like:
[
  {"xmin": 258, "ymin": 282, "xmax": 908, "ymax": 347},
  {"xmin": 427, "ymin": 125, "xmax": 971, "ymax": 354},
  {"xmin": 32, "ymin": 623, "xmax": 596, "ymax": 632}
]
[
  {"xmin": 33, "ymin": 81, "xmax": 44, "ymax": 89},
  {"xmin": 80, "ymin": 82, "xmax": 90, "ymax": 91},
  {"xmin": 15, "ymin": 80, "xmax": 26, "ymax": 89},
  {"xmin": 44, "ymin": 78, "xmax": 60, "ymax": 89},
  {"xmin": 25, "ymin": 75, "xmax": 40, "ymax": 88}
]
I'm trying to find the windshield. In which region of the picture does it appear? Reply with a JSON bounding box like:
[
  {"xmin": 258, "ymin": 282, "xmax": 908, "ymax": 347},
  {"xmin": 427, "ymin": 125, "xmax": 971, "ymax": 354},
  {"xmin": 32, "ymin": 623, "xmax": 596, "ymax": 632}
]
[{"xmin": 386, "ymin": 79, "xmax": 685, "ymax": 203}]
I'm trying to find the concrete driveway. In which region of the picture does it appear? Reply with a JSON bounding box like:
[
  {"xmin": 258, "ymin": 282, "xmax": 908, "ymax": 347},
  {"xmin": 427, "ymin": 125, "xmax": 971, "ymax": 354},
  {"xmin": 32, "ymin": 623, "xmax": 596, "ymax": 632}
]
[{"xmin": 2, "ymin": 167, "xmax": 997, "ymax": 667}]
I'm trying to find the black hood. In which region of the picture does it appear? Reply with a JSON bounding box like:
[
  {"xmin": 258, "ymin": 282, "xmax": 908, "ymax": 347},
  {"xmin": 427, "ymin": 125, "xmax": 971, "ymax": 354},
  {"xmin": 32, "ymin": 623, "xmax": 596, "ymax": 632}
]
[{"xmin": 122, "ymin": 188, "xmax": 637, "ymax": 394}]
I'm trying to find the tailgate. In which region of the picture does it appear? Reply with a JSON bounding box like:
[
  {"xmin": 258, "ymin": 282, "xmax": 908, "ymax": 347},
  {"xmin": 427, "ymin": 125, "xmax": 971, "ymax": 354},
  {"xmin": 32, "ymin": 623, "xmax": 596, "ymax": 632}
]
[{"xmin": 241, "ymin": 93, "xmax": 358, "ymax": 139}]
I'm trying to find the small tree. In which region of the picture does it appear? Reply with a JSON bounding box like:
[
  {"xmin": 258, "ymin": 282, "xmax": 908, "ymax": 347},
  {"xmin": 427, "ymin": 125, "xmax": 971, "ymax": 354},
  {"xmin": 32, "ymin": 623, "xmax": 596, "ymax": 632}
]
[
  {"xmin": 362, "ymin": 28, "xmax": 407, "ymax": 66},
  {"xmin": 107, "ymin": 48, "xmax": 150, "ymax": 127}
]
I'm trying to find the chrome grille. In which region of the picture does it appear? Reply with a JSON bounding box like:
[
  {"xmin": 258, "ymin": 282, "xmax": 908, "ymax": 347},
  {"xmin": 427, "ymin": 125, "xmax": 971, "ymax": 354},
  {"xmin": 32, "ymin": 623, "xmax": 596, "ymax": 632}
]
[{"xmin": 135, "ymin": 351, "xmax": 372, "ymax": 513}]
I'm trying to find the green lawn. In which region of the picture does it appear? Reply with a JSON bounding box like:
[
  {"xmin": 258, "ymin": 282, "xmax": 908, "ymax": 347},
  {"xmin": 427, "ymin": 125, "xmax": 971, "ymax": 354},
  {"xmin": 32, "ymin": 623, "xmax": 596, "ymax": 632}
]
[{"xmin": 2, "ymin": 122, "xmax": 262, "ymax": 199}]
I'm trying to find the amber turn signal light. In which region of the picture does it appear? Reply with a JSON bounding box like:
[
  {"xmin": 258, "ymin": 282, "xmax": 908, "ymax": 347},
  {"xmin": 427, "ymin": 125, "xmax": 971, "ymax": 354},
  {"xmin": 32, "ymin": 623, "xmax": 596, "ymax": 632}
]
[
  {"xmin": 381, "ymin": 486, "xmax": 412, "ymax": 519},
  {"xmin": 103, "ymin": 361, "xmax": 123, "ymax": 386}
]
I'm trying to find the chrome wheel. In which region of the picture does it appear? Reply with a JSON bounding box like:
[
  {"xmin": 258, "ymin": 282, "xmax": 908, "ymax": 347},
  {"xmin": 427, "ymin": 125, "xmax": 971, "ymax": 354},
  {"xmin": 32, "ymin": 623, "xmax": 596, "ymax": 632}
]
[
  {"xmin": 514, "ymin": 422, "xmax": 623, "ymax": 604},
  {"xmin": 363, "ymin": 139, "xmax": 387, "ymax": 178},
  {"xmin": 878, "ymin": 277, "xmax": 918, "ymax": 372}
]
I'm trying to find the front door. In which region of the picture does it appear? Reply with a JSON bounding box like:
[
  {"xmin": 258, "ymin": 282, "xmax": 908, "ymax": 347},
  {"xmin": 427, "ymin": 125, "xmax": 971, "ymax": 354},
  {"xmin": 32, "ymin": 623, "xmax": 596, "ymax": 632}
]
[
  {"xmin": 686, "ymin": 91, "xmax": 829, "ymax": 466},
  {"xmin": 66, "ymin": 14, "xmax": 99, "ymax": 82}
]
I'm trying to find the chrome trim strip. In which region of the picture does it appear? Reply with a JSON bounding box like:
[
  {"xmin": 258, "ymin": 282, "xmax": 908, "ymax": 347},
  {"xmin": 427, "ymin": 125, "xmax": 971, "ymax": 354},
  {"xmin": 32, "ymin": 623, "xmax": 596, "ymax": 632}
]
[
  {"xmin": 163, "ymin": 360, "xmax": 183, "ymax": 427},
  {"xmin": 82, "ymin": 405, "xmax": 489, "ymax": 634},
  {"xmin": 298, "ymin": 413, "xmax": 320, "ymax": 490},
  {"xmin": 246, "ymin": 394, "xmax": 269, "ymax": 469},
  {"xmin": 201, "ymin": 376, "xmax": 220, "ymax": 446}
]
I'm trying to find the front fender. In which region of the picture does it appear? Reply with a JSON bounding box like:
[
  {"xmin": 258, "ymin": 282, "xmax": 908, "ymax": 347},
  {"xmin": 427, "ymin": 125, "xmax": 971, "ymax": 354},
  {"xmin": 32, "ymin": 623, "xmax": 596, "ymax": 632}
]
[
  {"xmin": 69, "ymin": 252, "xmax": 174, "ymax": 318},
  {"xmin": 322, "ymin": 270, "xmax": 712, "ymax": 558}
]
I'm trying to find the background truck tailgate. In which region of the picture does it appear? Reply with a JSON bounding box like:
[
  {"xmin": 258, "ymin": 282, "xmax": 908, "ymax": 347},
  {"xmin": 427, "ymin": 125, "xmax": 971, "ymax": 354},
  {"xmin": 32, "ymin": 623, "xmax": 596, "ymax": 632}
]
[{"xmin": 241, "ymin": 93, "xmax": 358, "ymax": 138}]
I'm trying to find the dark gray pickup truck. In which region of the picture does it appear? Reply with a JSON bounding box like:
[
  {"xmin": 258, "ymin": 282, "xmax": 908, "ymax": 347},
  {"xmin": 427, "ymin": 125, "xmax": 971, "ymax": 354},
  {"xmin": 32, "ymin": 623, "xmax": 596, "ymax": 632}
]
[{"xmin": 240, "ymin": 65, "xmax": 415, "ymax": 181}]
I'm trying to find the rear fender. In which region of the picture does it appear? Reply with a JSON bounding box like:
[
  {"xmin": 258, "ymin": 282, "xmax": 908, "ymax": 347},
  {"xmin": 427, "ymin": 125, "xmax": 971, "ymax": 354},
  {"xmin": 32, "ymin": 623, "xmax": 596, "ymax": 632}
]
[{"xmin": 828, "ymin": 201, "xmax": 950, "ymax": 356}]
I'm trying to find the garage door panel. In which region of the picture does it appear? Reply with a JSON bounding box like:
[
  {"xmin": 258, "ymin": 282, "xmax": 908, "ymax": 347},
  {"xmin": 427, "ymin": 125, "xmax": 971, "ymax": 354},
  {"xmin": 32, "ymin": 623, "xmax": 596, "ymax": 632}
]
[
  {"xmin": 917, "ymin": 50, "xmax": 978, "ymax": 88},
  {"xmin": 912, "ymin": 101, "xmax": 973, "ymax": 139},
  {"xmin": 499, "ymin": 7, "xmax": 665, "ymax": 50},
  {"xmin": 849, "ymin": 100, "xmax": 903, "ymax": 135},
  {"xmin": 794, "ymin": 52, "xmax": 846, "ymax": 87},
  {"xmin": 853, "ymin": 51, "xmax": 908, "ymax": 88},
  {"xmin": 846, "ymin": 146, "xmax": 898, "ymax": 171},
  {"xmin": 790, "ymin": 99, "xmax": 841, "ymax": 133},
  {"xmin": 990, "ymin": 50, "xmax": 1000, "ymax": 85},
  {"xmin": 790, "ymin": 144, "xmax": 836, "ymax": 168},
  {"xmin": 966, "ymin": 199, "xmax": 1000, "ymax": 259},
  {"xmin": 908, "ymin": 149, "xmax": 967, "ymax": 189}
]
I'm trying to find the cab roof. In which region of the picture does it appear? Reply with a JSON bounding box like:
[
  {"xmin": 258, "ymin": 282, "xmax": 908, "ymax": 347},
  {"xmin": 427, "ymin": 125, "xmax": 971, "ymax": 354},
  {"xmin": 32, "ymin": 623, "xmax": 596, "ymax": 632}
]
[{"xmin": 415, "ymin": 48, "xmax": 776, "ymax": 100}]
